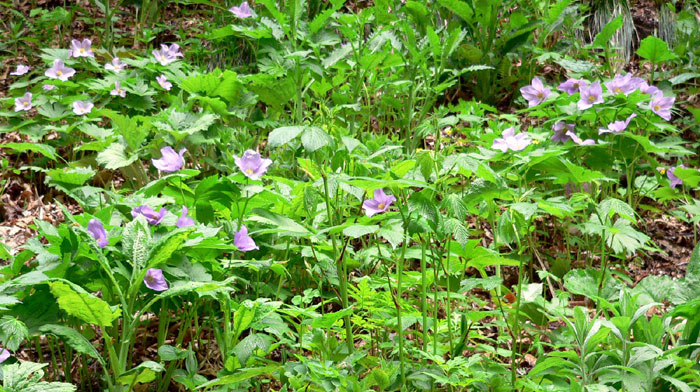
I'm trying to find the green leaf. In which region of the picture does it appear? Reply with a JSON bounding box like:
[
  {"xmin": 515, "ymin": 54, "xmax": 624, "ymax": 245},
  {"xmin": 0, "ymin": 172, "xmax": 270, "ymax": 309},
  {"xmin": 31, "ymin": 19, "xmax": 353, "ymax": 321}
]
[
  {"xmin": 0, "ymin": 316, "xmax": 29, "ymax": 351},
  {"xmin": 591, "ymin": 15, "xmax": 623, "ymax": 48},
  {"xmin": 301, "ymin": 127, "xmax": 331, "ymax": 152},
  {"xmin": 437, "ymin": 0, "xmax": 473, "ymax": 22},
  {"xmin": 598, "ymin": 198, "xmax": 636, "ymax": 222},
  {"xmin": 117, "ymin": 361, "xmax": 164, "ymax": 385},
  {"xmin": 310, "ymin": 307, "xmax": 353, "ymax": 328},
  {"xmin": 268, "ymin": 126, "xmax": 305, "ymax": 148},
  {"xmin": 636, "ymin": 36, "xmax": 677, "ymax": 64},
  {"xmin": 147, "ymin": 231, "xmax": 189, "ymax": 269},
  {"xmin": 342, "ymin": 224, "xmax": 379, "ymax": 239},
  {"xmin": 48, "ymin": 281, "xmax": 121, "ymax": 327},
  {"xmin": 249, "ymin": 208, "xmax": 310, "ymax": 237},
  {"xmin": 198, "ymin": 365, "xmax": 281, "ymax": 388},
  {"xmin": 158, "ymin": 345, "xmax": 190, "ymax": 361},
  {"xmin": 3, "ymin": 142, "xmax": 57, "ymax": 161},
  {"xmin": 45, "ymin": 167, "xmax": 96, "ymax": 187},
  {"xmin": 96, "ymin": 143, "xmax": 138, "ymax": 170},
  {"xmin": 2, "ymin": 362, "xmax": 76, "ymax": 392},
  {"xmin": 38, "ymin": 324, "xmax": 103, "ymax": 364},
  {"xmin": 444, "ymin": 218, "xmax": 469, "ymax": 248}
]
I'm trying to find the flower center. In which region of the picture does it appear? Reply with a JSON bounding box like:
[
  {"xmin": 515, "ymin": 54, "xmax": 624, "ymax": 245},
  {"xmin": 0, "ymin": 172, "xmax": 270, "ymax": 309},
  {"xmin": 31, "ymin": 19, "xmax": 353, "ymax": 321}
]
[
  {"xmin": 23, "ymin": 101, "xmax": 29, "ymax": 106},
  {"xmin": 145, "ymin": 275, "xmax": 154, "ymax": 283},
  {"xmin": 56, "ymin": 70, "xmax": 62, "ymax": 76},
  {"xmin": 79, "ymin": 48, "xmax": 85, "ymax": 53},
  {"xmin": 587, "ymin": 95, "xmax": 595, "ymax": 103},
  {"xmin": 614, "ymin": 88, "xmax": 621, "ymax": 94},
  {"xmin": 378, "ymin": 203, "xmax": 386, "ymax": 210},
  {"xmin": 573, "ymin": 83, "xmax": 579, "ymax": 89},
  {"xmin": 660, "ymin": 169, "xmax": 666, "ymax": 175},
  {"xmin": 536, "ymin": 92, "xmax": 543, "ymax": 99},
  {"xmin": 654, "ymin": 104, "xmax": 661, "ymax": 111},
  {"xmin": 245, "ymin": 169, "xmax": 253, "ymax": 175}
]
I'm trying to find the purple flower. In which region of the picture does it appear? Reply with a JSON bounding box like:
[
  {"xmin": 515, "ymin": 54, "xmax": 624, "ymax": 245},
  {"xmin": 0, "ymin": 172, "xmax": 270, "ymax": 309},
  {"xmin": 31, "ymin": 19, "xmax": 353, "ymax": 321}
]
[
  {"xmin": 110, "ymin": 81, "xmax": 126, "ymax": 98},
  {"xmin": 10, "ymin": 64, "xmax": 29, "ymax": 76},
  {"xmin": 492, "ymin": 127, "xmax": 531, "ymax": 152},
  {"xmin": 161, "ymin": 43, "xmax": 184, "ymax": 59},
  {"xmin": 639, "ymin": 81, "xmax": 660, "ymax": 96},
  {"xmin": 156, "ymin": 75, "xmax": 172, "ymax": 91},
  {"xmin": 565, "ymin": 131, "xmax": 595, "ymax": 146},
  {"xmin": 14, "ymin": 92, "xmax": 32, "ymax": 112},
  {"xmin": 362, "ymin": 189, "xmax": 397, "ymax": 217},
  {"xmin": 88, "ymin": 218, "xmax": 108, "ymax": 248},
  {"xmin": 551, "ymin": 122, "xmax": 575, "ymax": 143},
  {"xmin": 152, "ymin": 49, "xmax": 176, "ymax": 66},
  {"xmin": 578, "ymin": 81, "xmax": 604, "ymax": 110},
  {"xmin": 152, "ymin": 146, "xmax": 186, "ymax": 173},
  {"xmin": 599, "ymin": 113, "xmax": 637, "ymax": 135},
  {"xmin": 45, "ymin": 59, "xmax": 76, "ymax": 81},
  {"xmin": 650, "ymin": 92, "xmax": 674, "ymax": 121},
  {"xmin": 131, "ymin": 205, "xmax": 168, "ymax": 225},
  {"xmin": 144, "ymin": 268, "xmax": 168, "ymax": 291},
  {"xmin": 605, "ymin": 73, "xmax": 644, "ymax": 95},
  {"xmin": 229, "ymin": 1, "xmax": 253, "ymax": 18},
  {"xmin": 234, "ymin": 225, "xmax": 259, "ymax": 252},
  {"xmin": 176, "ymin": 206, "xmax": 195, "ymax": 228},
  {"xmin": 105, "ymin": 57, "xmax": 126, "ymax": 73},
  {"xmin": 520, "ymin": 77, "xmax": 551, "ymax": 107},
  {"xmin": 558, "ymin": 78, "xmax": 587, "ymax": 94},
  {"xmin": 667, "ymin": 165, "xmax": 684, "ymax": 189},
  {"xmin": 234, "ymin": 150, "xmax": 272, "ymax": 180},
  {"xmin": 43, "ymin": 84, "xmax": 56, "ymax": 91},
  {"xmin": 71, "ymin": 38, "xmax": 95, "ymax": 58},
  {"xmin": 0, "ymin": 348, "xmax": 11, "ymax": 363},
  {"xmin": 72, "ymin": 100, "xmax": 93, "ymax": 115}
]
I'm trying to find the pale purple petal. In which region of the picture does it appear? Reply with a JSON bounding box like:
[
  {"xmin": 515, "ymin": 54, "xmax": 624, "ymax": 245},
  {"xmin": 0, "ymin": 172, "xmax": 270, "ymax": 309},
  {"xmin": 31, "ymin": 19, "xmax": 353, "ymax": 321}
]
[
  {"xmin": 14, "ymin": 92, "xmax": 33, "ymax": 112},
  {"xmin": 72, "ymin": 100, "xmax": 93, "ymax": 115},
  {"xmin": 110, "ymin": 81, "xmax": 126, "ymax": 98},
  {"xmin": 234, "ymin": 150, "xmax": 272, "ymax": 180},
  {"xmin": 176, "ymin": 206, "xmax": 195, "ymax": 228},
  {"xmin": 71, "ymin": 38, "xmax": 95, "ymax": 58},
  {"xmin": 362, "ymin": 189, "xmax": 396, "ymax": 217},
  {"xmin": 152, "ymin": 146, "xmax": 185, "ymax": 172},
  {"xmin": 599, "ymin": 113, "xmax": 637, "ymax": 135},
  {"xmin": 234, "ymin": 225, "xmax": 259, "ymax": 251},
  {"xmin": 558, "ymin": 78, "xmax": 587, "ymax": 94},
  {"xmin": 0, "ymin": 348, "xmax": 11, "ymax": 363},
  {"xmin": 578, "ymin": 81, "xmax": 604, "ymax": 110},
  {"xmin": 667, "ymin": 165, "xmax": 684, "ymax": 189},
  {"xmin": 153, "ymin": 49, "xmax": 176, "ymax": 66},
  {"xmin": 650, "ymin": 92, "xmax": 674, "ymax": 121},
  {"xmin": 131, "ymin": 205, "xmax": 168, "ymax": 225},
  {"xmin": 551, "ymin": 122, "xmax": 574, "ymax": 142},
  {"xmin": 10, "ymin": 64, "xmax": 30, "ymax": 76},
  {"xmin": 565, "ymin": 131, "xmax": 596, "ymax": 146},
  {"xmin": 229, "ymin": 1, "xmax": 253, "ymax": 18},
  {"xmin": 88, "ymin": 218, "xmax": 109, "ymax": 248},
  {"xmin": 45, "ymin": 59, "xmax": 76, "ymax": 81},
  {"xmin": 520, "ymin": 77, "xmax": 551, "ymax": 107},
  {"xmin": 492, "ymin": 127, "xmax": 531, "ymax": 152},
  {"xmin": 105, "ymin": 57, "xmax": 126, "ymax": 73},
  {"xmin": 156, "ymin": 75, "xmax": 172, "ymax": 90},
  {"xmin": 43, "ymin": 84, "xmax": 56, "ymax": 91},
  {"xmin": 144, "ymin": 268, "xmax": 169, "ymax": 291}
]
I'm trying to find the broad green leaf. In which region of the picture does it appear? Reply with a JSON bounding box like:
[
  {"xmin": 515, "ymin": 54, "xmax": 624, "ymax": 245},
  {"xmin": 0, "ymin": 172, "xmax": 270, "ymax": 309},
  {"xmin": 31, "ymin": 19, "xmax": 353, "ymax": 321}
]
[
  {"xmin": 158, "ymin": 345, "xmax": 190, "ymax": 361},
  {"xmin": 268, "ymin": 126, "xmax": 304, "ymax": 148},
  {"xmin": 0, "ymin": 316, "xmax": 29, "ymax": 351},
  {"xmin": 147, "ymin": 231, "xmax": 189, "ymax": 269},
  {"xmin": 198, "ymin": 365, "xmax": 281, "ymax": 388},
  {"xmin": 96, "ymin": 143, "xmax": 138, "ymax": 170},
  {"xmin": 38, "ymin": 324, "xmax": 103, "ymax": 364},
  {"xmin": 48, "ymin": 281, "xmax": 121, "ymax": 327},
  {"xmin": 45, "ymin": 167, "xmax": 96, "ymax": 187},
  {"xmin": 636, "ymin": 35, "xmax": 677, "ymax": 64},
  {"xmin": 591, "ymin": 15, "xmax": 623, "ymax": 48},
  {"xmin": 2, "ymin": 142, "xmax": 57, "ymax": 161},
  {"xmin": 301, "ymin": 127, "xmax": 331, "ymax": 152},
  {"xmin": 117, "ymin": 361, "xmax": 164, "ymax": 385},
  {"xmin": 343, "ymin": 224, "xmax": 379, "ymax": 239},
  {"xmin": 437, "ymin": 0, "xmax": 473, "ymax": 22}
]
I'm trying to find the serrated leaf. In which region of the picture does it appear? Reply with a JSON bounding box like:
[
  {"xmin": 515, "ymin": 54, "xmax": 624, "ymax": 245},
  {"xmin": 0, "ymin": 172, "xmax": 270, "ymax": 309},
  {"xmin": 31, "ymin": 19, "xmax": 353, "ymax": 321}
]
[
  {"xmin": 147, "ymin": 231, "xmax": 189, "ymax": 269},
  {"xmin": 268, "ymin": 126, "xmax": 305, "ymax": 148},
  {"xmin": 49, "ymin": 281, "xmax": 121, "ymax": 327},
  {"xmin": 0, "ymin": 316, "xmax": 29, "ymax": 351},
  {"xmin": 38, "ymin": 324, "xmax": 103, "ymax": 364},
  {"xmin": 96, "ymin": 143, "xmax": 138, "ymax": 170},
  {"xmin": 342, "ymin": 224, "xmax": 379, "ymax": 239},
  {"xmin": 301, "ymin": 127, "xmax": 331, "ymax": 152},
  {"xmin": 2, "ymin": 142, "xmax": 57, "ymax": 161}
]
